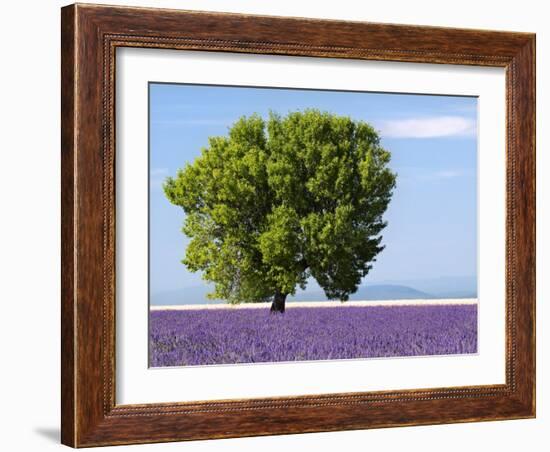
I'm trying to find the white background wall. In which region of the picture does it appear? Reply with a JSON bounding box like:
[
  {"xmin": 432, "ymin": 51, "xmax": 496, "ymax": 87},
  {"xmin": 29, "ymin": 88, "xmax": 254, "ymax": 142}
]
[{"xmin": 0, "ymin": 1, "xmax": 546, "ymax": 450}]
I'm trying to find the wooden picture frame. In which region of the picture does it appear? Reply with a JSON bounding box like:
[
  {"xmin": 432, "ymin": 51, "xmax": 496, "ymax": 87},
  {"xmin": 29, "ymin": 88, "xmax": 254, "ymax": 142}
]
[{"xmin": 61, "ymin": 3, "xmax": 535, "ymax": 447}]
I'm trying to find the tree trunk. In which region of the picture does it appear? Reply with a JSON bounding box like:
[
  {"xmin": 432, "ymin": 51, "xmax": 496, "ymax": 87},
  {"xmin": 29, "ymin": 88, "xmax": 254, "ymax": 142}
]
[{"xmin": 270, "ymin": 291, "xmax": 287, "ymax": 314}]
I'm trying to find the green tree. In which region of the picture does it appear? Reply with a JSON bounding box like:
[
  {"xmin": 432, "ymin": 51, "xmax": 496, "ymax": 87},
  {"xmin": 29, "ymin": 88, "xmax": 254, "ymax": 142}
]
[{"xmin": 164, "ymin": 109, "xmax": 396, "ymax": 313}]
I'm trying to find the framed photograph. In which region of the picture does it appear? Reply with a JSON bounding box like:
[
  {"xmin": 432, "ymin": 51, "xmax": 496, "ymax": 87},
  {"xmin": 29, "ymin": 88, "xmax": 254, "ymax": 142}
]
[{"xmin": 61, "ymin": 3, "xmax": 535, "ymax": 447}]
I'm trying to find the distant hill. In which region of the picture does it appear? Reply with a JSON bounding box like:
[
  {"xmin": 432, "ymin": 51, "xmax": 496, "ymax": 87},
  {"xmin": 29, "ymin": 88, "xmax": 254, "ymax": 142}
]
[
  {"xmin": 353, "ymin": 284, "xmax": 434, "ymax": 300},
  {"xmin": 151, "ymin": 284, "xmax": 435, "ymax": 305},
  {"xmin": 288, "ymin": 284, "xmax": 433, "ymax": 302},
  {"xmin": 150, "ymin": 285, "xmax": 220, "ymax": 305},
  {"xmin": 371, "ymin": 276, "xmax": 477, "ymax": 299}
]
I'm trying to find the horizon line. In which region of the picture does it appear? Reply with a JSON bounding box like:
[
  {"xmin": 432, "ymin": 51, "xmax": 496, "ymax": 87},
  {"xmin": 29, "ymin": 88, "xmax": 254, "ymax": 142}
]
[{"xmin": 151, "ymin": 298, "xmax": 478, "ymax": 311}]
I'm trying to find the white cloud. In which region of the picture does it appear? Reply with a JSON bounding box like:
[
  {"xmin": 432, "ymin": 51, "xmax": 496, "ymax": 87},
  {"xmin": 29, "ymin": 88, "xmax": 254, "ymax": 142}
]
[
  {"xmin": 395, "ymin": 168, "xmax": 473, "ymax": 184},
  {"xmin": 152, "ymin": 118, "xmax": 231, "ymax": 127},
  {"xmin": 150, "ymin": 168, "xmax": 169, "ymax": 190},
  {"xmin": 378, "ymin": 116, "xmax": 476, "ymax": 139},
  {"xmin": 150, "ymin": 168, "xmax": 168, "ymax": 177},
  {"xmin": 431, "ymin": 170, "xmax": 464, "ymax": 180}
]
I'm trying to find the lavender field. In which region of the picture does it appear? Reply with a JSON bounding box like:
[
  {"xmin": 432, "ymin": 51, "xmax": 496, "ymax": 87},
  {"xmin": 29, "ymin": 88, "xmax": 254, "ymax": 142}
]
[{"xmin": 149, "ymin": 304, "xmax": 477, "ymax": 367}]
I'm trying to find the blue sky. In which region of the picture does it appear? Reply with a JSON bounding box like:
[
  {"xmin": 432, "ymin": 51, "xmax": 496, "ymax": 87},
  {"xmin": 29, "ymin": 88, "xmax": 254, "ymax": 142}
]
[{"xmin": 149, "ymin": 83, "xmax": 477, "ymax": 301}]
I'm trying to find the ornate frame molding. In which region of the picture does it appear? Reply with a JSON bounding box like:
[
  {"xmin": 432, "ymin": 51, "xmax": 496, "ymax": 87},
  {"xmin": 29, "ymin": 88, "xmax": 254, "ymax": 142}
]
[{"xmin": 62, "ymin": 4, "xmax": 535, "ymax": 447}]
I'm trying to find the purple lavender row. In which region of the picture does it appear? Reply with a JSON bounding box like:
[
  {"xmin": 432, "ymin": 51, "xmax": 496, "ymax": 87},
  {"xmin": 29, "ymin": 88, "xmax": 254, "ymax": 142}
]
[{"xmin": 149, "ymin": 305, "xmax": 477, "ymax": 367}]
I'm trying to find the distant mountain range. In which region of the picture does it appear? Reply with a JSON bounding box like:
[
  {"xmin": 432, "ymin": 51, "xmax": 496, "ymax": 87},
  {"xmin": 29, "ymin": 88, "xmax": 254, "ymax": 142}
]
[
  {"xmin": 288, "ymin": 284, "xmax": 433, "ymax": 302},
  {"xmin": 376, "ymin": 276, "xmax": 477, "ymax": 299},
  {"xmin": 150, "ymin": 276, "xmax": 477, "ymax": 305},
  {"xmin": 151, "ymin": 285, "xmax": 221, "ymax": 305}
]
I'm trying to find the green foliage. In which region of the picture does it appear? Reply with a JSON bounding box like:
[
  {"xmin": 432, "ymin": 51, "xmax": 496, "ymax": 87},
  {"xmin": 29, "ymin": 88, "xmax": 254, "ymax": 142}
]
[{"xmin": 164, "ymin": 109, "xmax": 396, "ymax": 303}]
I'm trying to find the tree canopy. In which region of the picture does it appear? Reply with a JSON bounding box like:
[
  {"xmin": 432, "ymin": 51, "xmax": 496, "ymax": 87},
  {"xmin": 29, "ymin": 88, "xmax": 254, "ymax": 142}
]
[{"xmin": 164, "ymin": 109, "xmax": 396, "ymax": 312}]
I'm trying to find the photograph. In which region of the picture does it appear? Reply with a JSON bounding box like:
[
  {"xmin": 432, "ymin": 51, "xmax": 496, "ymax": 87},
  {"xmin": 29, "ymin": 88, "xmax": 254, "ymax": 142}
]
[{"xmin": 148, "ymin": 83, "xmax": 479, "ymax": 367}]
